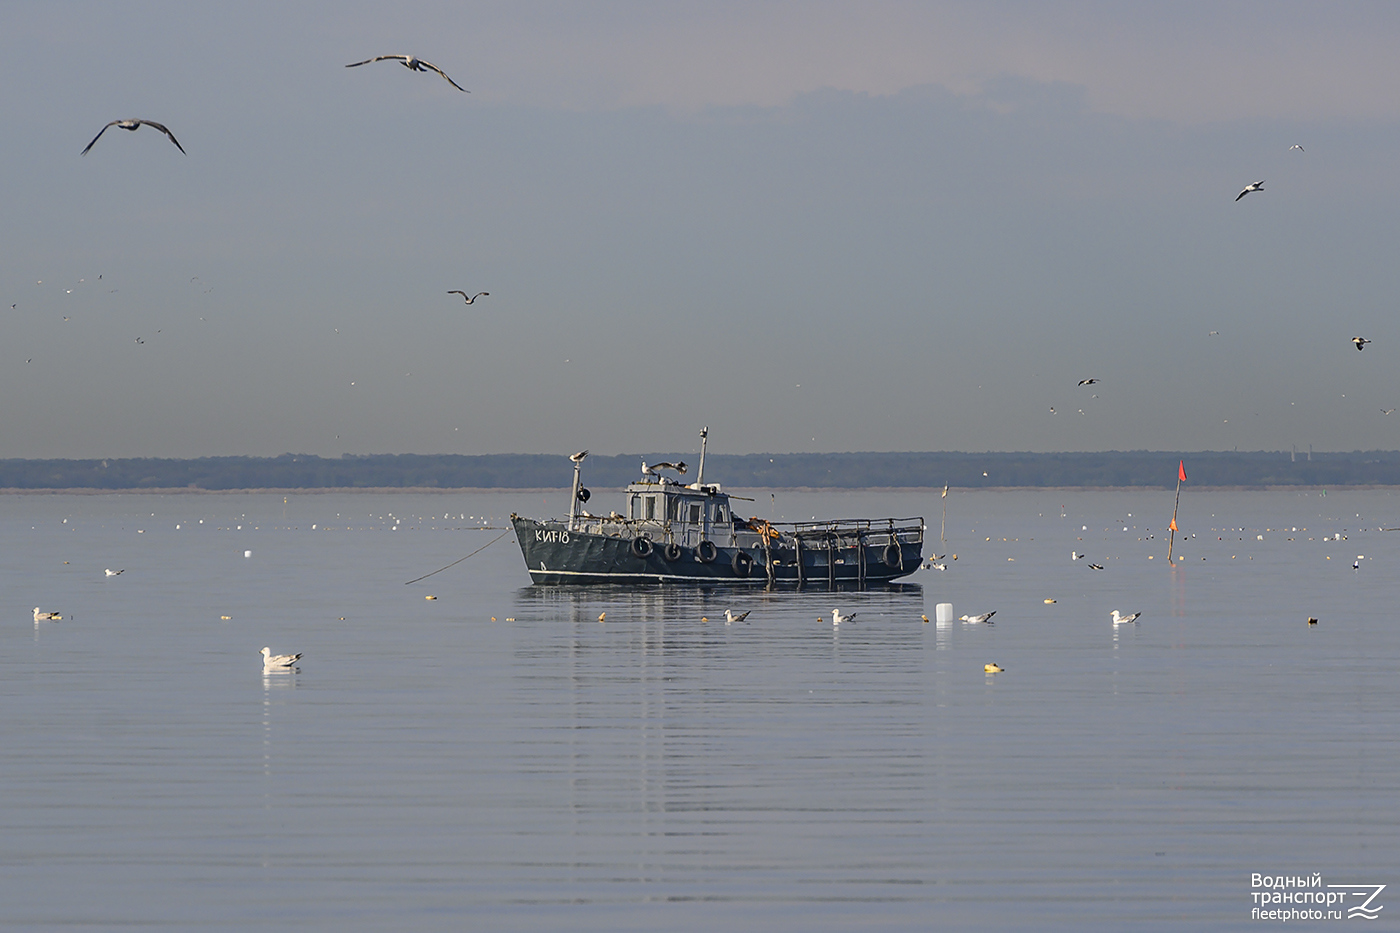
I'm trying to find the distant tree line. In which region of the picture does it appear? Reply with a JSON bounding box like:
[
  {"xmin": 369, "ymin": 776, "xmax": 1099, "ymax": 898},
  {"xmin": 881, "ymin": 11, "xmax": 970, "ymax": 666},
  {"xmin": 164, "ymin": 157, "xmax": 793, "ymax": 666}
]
[{"xmin": 3, "ymin": 450, "xmax": 1400, "ymax": 490}]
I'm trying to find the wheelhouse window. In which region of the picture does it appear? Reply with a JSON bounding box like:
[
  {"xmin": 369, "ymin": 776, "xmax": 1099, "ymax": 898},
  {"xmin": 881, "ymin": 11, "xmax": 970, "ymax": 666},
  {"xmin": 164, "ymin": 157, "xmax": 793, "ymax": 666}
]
[
  {"xmin": 688, "ymin": 502, "xmax": 702, "ymax": 524},
  {"xmin": 645, "ymin": 496, "xmax": 656, "ymax": 520}
]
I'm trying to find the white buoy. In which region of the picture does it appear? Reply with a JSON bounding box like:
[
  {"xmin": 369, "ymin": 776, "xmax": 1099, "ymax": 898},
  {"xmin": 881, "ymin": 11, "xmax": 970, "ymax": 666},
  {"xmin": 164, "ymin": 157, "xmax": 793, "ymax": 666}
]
[
  {"xmin": 244, "ymin": 550, "xmax": 252, "ymax": 558},
  {"xmin": 934, "ymin": 602, "xmax": 954, "ymax": 624}
]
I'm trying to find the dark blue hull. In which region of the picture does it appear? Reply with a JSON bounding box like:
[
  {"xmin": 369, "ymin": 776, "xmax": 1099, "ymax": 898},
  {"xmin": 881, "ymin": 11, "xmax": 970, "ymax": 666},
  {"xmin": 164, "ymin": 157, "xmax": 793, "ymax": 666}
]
[{"xmin": 512, "ymin": 517, "xmax": 921, "ymax": 587}]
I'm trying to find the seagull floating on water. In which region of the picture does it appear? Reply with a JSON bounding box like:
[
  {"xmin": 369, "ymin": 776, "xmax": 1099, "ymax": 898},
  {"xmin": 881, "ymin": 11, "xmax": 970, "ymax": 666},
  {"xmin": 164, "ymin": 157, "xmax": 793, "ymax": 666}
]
[
  {"xmin": 724, "ymin": 609, "xmax": 750, "ymax": 625},
  {"xmin": 104, "ymin": 568, "xmax": 124, "ymax": 577},
  {"xmin": 448, "ymin": 291, "xmax": 488, "ymax": 304},
  {"xmin": 1236, "ymin": 180, "xmax": 1264, "ymax": 201},
  {"xmin": 345, "ymin": 55, "xmax": 468, "ymax": 92},
  {"xmin": 82, "ymin": 119, "xmax": 185, "ymax": 156},
  {"xmin": 261, "ymin": 647, "xmax": 301, "ymax": 669},
  {"xmin": 984, "ymin": 663, "xmax": 1004, "ymax": 673},
  {"xmin": 1307, "ymin": 617, "xmax": 1318, "ymax": 626},
  {"xmin": 597, "ymin": 612, "xmax": 606, "ymax": 623},
  {"xmin": 1088, "ymin": 563, "xmax": 1104, "ymax": 570},
  {"xmin": 960, "ymin": 611, "xmax": 996, "ymax": 624},
  {"xmin": 1353, "ymin": 337, "xmax": 1371, "ymax": 351},
  {"xmin": 33, "ymin": 607, "xmax": 62, "ymax": 622},
  {"xmin": 1111, "ymin": 610, "xmax": 1141, "ymax": 625},
  {"xmin": 832, "ymin": 608, "xmax": 856, "ymax": 625}
]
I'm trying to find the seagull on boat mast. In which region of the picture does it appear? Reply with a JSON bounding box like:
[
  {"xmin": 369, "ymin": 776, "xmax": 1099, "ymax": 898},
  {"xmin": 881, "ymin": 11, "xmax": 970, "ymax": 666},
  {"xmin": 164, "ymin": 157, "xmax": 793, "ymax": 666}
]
[
  {"xmin": 448, "ymin": 290, "xmax": 488, "ymax": 304},
  {"xmin": 1236, "ymin": 180, "xmax": 1264, "ymax": 201},
  {"xmin": 570, "ymin": 449, "xmax": 588, "ymax": 462},
  {"xmin": 960, "ymin": 611, "xmax": 996, "ymax": 624},
  {"xmin": 81, "ymin": 119, "xmax": 185, "ymax": 156},
  {"xmin": 1111, "ymin": 610, "xmax": 1141, "ymax": 625},
  {"xmin": 345, "ymin": 55, "xmax": 469, "ymax": 92},
  {"xmin": 1353, "ymin": 337, "xmax": 1371, "ymax": 351},
  {"xmin": 261, "ymin": 646, "xmax": 301, "ymax": 669}
]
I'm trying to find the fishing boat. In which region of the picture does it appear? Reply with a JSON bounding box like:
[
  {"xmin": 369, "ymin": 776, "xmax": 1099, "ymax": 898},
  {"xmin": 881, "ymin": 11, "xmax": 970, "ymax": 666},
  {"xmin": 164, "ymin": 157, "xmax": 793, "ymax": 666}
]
[{"xmin": 510, "ymin": 428, "xmax": 924, "ymax": 587}]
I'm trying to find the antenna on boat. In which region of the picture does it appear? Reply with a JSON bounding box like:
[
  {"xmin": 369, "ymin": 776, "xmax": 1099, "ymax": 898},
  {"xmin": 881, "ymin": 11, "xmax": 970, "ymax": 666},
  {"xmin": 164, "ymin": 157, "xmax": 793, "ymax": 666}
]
[
  {"xmin": 694, "ymin": 426, "xmax": 708, "ymax": 488},
  {"xmin": 567, "ymin": 449, "xmax": 588, "ymax": 531}
]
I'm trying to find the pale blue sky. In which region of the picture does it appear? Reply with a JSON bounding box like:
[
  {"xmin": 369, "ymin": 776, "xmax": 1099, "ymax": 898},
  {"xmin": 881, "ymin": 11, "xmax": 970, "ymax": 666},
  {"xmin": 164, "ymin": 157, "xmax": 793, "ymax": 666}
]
[{"xmin": 4, "ymin": 2, "xmax": 1400, "ymax": 458}]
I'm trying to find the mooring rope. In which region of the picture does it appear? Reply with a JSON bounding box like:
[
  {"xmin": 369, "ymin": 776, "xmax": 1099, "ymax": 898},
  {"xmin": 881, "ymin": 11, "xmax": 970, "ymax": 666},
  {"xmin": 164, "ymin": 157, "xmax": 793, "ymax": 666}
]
[{"xmin": 404, "ymin": 529, "xmax": 511, "ymax": 584}]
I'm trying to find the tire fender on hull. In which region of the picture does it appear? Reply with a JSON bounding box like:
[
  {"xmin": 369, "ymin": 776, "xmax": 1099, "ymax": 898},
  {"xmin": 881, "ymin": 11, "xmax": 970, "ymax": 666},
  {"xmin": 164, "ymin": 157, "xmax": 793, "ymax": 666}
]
[
  {"xmin": 731, "ymin": 550, "xmax": 753, "ymax": 577},
  {"xmin": 695, "ymin": 540, "xmax": 718, "ymax": 563}
]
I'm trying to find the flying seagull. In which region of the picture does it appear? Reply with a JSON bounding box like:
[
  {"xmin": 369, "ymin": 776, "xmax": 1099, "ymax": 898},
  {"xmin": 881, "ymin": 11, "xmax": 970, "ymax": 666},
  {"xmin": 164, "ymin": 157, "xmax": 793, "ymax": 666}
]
[
  {"xmin": 448, "ymin": 291, "xmax": 488, "ymax": 304},
  {"xmin": 1236, "ymin": 180, "xmax": 1264, "ymax": 201},
  {"xmin": 960, "ymin": 611, "xmax": 996, "ymax": 624},
  {"xmin": 1353, "ymin": 337, "xmax": 1371, "ymax": 351},
  {"xmin": 1077, "ymin": 378, "xmax": 1099, "ymax": 386},
  {"xmin": 1383, "ymin": 409, "xmax": 1396, "ymax": 416},
  {"xmin": 1289, "ymin": 144, "xmax": 1304, "ymax": 152},
  {"xmin": 641, "ymin": 460, "xmax": 686, "ymax": 477},
  {"xmin": 260, "ymin": 646, "xmax": 301, "ymax": 669},
  {"xmin": 81, "ymin": 119, "xmax": 185, "ymax": 156},
  {"xmin": 1111, "ymin": 610, "xmax": 1141, "ymax": 625},
  {"xmin": 345, "ymin": 55, "xmax": 468, "ymax": 92}
]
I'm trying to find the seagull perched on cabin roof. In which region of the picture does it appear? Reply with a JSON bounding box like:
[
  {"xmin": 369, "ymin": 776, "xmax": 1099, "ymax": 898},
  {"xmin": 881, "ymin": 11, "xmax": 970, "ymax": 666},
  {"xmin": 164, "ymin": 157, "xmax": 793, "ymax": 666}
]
[
  {"xmin": 81, "ymin": 119, "xmax": 185, "ymax": 156},
  {"xmin": 1236, "ymin": 180, "xmax": 1264, "ymax": 201},
  {"xmin": 345, "ymin": 55, "xmax": 469, "ymax": 92}
]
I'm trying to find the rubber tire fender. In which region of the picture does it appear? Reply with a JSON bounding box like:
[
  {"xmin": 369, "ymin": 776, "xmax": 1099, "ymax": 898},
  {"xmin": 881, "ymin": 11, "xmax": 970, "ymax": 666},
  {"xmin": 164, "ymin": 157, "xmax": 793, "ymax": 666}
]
[
  {"xmin": 696, "ymin": 540, "xmax": 718, "ymax": 563},
  {"xmin": 631, "ymin": 536, "xmax": 654, "ymax": 559},
  {"xmin": 663, "ymin": 542, "xmax": 683, "ymax": 562},
  {"xmin": 731, "ymin": 550, "xmax": 753, "ymax": 577}
]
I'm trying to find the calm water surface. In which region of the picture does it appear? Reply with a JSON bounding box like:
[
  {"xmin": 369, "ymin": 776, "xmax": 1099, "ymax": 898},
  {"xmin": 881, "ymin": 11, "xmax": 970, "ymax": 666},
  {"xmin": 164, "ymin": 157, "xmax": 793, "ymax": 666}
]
[{"xmin": 3, "ymin": 488, "xmax": 1398, "ymax": 930}]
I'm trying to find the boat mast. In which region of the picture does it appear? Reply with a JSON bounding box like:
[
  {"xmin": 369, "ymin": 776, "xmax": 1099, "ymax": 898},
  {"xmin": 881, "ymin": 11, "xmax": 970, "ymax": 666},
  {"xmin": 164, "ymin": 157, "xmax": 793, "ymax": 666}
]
[
  {"xmin": 694, "ymin": 426, "xmax": 708, "ymax": 488},
  {"xmin": 568, "ymin": 453, "xmax": 586, "ymax": 531}
]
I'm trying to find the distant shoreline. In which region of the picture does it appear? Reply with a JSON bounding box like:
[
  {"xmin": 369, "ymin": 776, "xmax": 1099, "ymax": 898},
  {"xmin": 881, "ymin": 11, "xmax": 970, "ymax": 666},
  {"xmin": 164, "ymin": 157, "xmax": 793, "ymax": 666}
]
[{"xmin": 2, "ymin": 485, "xmax": 1394, "ymax": 495}]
